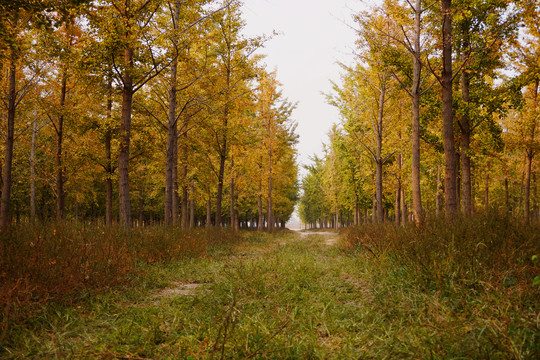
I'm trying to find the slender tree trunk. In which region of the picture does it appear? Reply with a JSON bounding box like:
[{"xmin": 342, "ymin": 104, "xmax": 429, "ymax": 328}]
[
  {"xmin": 267, "ymin": 118, "xmax": 273, "ymax": 231},
  {"xmin": 401, "ymin": 187, "xmax": 407, "ymax": 225},
  {"xmin": 189, "ymin": 180, "xmax": 195, "ymax": 229},
  {"xmin": 395, "ymin": 186, "xmax": 401, "ymax": 225},
  {"xmin": 525, "ymin": 153, "xmax": 532, "ymax": 221},
  {"xmin": 505, "ymin": 177, "xmax": 510, "ymax": 213},
  {"xmin": 456, "ymin": 150, "xmax": 461, "ymax": 209},
  {"xmin": 258, "ymin": 175, "xmax": 263, "ymax": 231},
  {"xmin": 230, "ymin": 155, "xmax": 235, "ymax": 230},
  {"xmin": 436, "ymin": 164, "xmax": 442, "ymax": 215},
  {"xmin": 118, "ymin": 46, "xmax": 134, "ymax": 227},
  {"xmin": 411, "ymin": 0, "xmax": 423, "ymax": 223},
  {"xmin": 375, "ymin": 85, "xmax": 386, "ymax": 223},
  {"xmin": 138, "ymin": 183, "xmax": 144, "ymax": 227},
  {"xmin": 165, "ymin": 0, "xmax": 180, "ymax": 226},
  {"xmin": 206, "ymin": 195, "xmax": 212, "ymax": 228},
  {"xmin": 215, "ymin": 58, "xmax": 231, "ymax": 227},
  {"xmin": 519, "ymin": 166, "xmax": 525, "ymax": 215},
  {"xmin": 460, "ymin": 50, "xmax": 472, "ymax": 215},
  {"xmin": 441, "ymin": 0, "xmax": 457, "ymax": 218},
  {"xmin": 181, "ymin": 163, "xmax": 189, "ymax": 228},
  {"xmin": 484, "ymin": 161, "xmax": 490, "ymax": 209},
  {"xmin": 105, "ymin": 83, "xmax": 113, "ymax": 226},
  {"xmin": 533, "ymin": 173, "xmax": 538, "ymax": 220},
  {"xmin": 354, "ymin": 191, "xmax": 359, "ymax": 226},
  {"xmin": 524, "ymin": 79, "xmax": 538, "ymax": 222},
  {"xmin": 56, "ymin": 73, "xmax": 67, "ymax": 221},
  {"xmin": 0, "ymin": 59, "xmax": 17, "ymax": 231},
  {"xmin": 372, "ymin": 195, "xmax": 377, "ymax": 223},
  {"xmin": 30, "ymin": 116, "xmax": 37, "ymax": 223}
]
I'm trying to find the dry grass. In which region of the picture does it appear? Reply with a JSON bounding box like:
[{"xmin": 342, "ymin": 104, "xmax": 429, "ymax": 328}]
[{"xmin": 0, "ymin": 223, "xmax": 240, "ymax": 343}]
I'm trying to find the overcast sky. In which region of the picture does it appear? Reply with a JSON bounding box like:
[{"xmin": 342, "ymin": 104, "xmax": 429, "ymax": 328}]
[{"xmin": 241, "ymin": 0, "xmax": 380, "ymax": 171}]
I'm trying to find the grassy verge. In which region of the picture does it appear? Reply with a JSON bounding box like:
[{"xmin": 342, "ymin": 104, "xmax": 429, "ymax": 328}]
[
  {"xmin": 342, "ymin": 213, "xmax": 540, "ymax": 358},
  {"xmin": 0, "ymin": 223, "xmax": 240, "ymax": 347},
  {"xmin": 1, "ymin": 220, "xmax": 538, "ymax": 359}
]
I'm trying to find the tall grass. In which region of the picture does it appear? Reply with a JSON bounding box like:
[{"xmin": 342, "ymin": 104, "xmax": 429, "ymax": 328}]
[
  {"xmin": 342, "ymin": 212, "xmax": 539, "ymax": 292},
  {"xmin": 0, "ymin": 223, "xmax": 240, "ymax": 342},
  {"xmin": 341, "ymin": 212, "xmax": 540, "ymax": 358}
]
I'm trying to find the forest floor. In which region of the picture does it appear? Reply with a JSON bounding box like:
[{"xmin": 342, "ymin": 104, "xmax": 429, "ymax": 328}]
[{"xmin": 2, "ymin": 229, "xmax": 538, "ymax": 359}]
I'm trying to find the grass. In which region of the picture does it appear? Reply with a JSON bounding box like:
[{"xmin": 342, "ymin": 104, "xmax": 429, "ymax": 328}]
[{"xmin": 1, "ymin": 218, "xmax": 539, "ymax": 359}]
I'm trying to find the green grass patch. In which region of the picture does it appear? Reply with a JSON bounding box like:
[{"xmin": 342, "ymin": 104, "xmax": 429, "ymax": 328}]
[{"xmin": 1, "ymin": 222, "xmax": 538, "ymax": 359}]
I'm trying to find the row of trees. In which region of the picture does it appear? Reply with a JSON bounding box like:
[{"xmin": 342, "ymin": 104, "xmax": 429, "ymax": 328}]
[
  {"xmin": 0, "ymin": 0, "xmax": 299, "ymax": 230},
  {"xmin": 299, "ymin": 0, "xmax": 539, "ymax": 228}
]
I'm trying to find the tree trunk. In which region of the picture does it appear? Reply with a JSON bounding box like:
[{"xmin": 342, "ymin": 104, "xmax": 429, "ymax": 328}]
[
  {"xmin": 56, "ymin": 72, "xmax": 67, "ymax": 221},
  {"xmin": 118, "ymin": 46, "xmax": 134, "ymax": 227},
  {"xmin": 401, "ymin": 187, "xmax": 408, "ymax": 225},
  {"xmin": 354, "ymin": 191, "xmax": 359, "ymax": 226},
  {"xmin": 267, "ymin": 119, "xmax": 274, "ymax": 231},
  {"xmin": 411, "ymin": 0, "xmax": 423, "ymax": 223},
  {"xmin": 484, "ymin": 161, "xmax": 490, "ymax": 209},
  {"xmin": 436, "ymin": 163, "xmax": 442, "ymax": 215},
  {"xmin": 206, "ymin": 195, "xmax": 212, "ymax": 228},
  {"xmin": 395, "ymin": 185, "xmax": 401, "ymax": 225},
  {"xmin": 105, "ymin": 82, "xmax": 114, "ymax": 226},
  {"xmin": 533, "ymin": 173, "xmax": 538, "ymax": 220},
  {"xmin": 181, "ymin": 163, "xmax": 189, "ymax": 228},
  {"xmin": 165, "ymin": 0, "xmax": 180, "ymax": 226},
  {"xmin": 258, "ymin": 176, "xmax": 263, "ymax": 231},
  {"xmin": 460, "ymin": 51, "xmax": 472, "ymax": 215},
  {"xmin": 30, "ymin": 115, "xmax": 37, "ymax": 223},
  {"xmin": 230, "ymin": 155, "xmax": 236, "ymax": 230},
  {"xmin": 375, "ymin": 84, "xmax": 386, "ymax": 223},
  {"xmin": 0, "ymin": 58, "xmax": 17, "ymax": 231},
  {"xmin": 138, "ymin": 184, "xmax": 144, "ymax": 226},
  {"xmin": 441, "ymin": 0, "xmax": 457, "ymax": 218},
  {"xmin": 505, "ymin": 177, "xmax": 510, "ymax": 213},
  {"xmin": 524, "ymin": 79, "xmax": 538, "ymax": 222},
  {"xmin": 190, "ymin": 180, "xmax": 195, "ymax": 229},
  {"xmin": 372, "ymin": 195, "xmax": 377, "ymax": 223}
]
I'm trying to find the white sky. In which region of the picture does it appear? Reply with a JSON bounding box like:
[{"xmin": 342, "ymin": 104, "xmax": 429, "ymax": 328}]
[{"xmin": 242, "ymin": 0, "xmax": 380, "ymax": 171}]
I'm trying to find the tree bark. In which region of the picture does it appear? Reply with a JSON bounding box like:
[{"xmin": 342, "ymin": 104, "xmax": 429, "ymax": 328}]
[
  {"xmin": 258, "ymin": 175, "xmax": 263, "ymax": 231},
  {"xmin": 401, "ymin": 187, "xmax": 407, "ymax": 225},
  {"xmin": 118, "ymin": 46, "xmax": 134, "ymax": 227},
  {"xmin": 56, "ymin": 72, "xmax": 67, "ymax": 221},
  {"xmin": 189, "ymin": 180, "xmax": 195, "ymax": 229},
  {"xmin": 138, "ymin": 183, "xmax": 144, "ymax": 226},
  {"xmin": 181, "ymin": 163, "xmax": 189, "ymax": 228},
  {"xmin": 411, "ymin": 0, "xmax": 423, "ymax": 223},
  {"xmin": 524, "ymin": 79, "xmax": 538, "ymax": 222},
  {"xmin": 460, "ymin": 50, "xmax": 472, "ymax": 215},
  {"xmin": 206, "ymin": 195, "xmax": 212, "ymax": 228},
  {"xmin": 230, "ymin": 155, "xmax": 236, "ymax": 230},
  {"xmin": 375, "ymin": 84, "xmax": 386, "ymax": 223},
  {"xmin": 0, "ymin": 58, "xmax": 17, "ymax": 231},
  {"xmin": 267, "ymin": 124, "xmax": 273, "ymax": 231},
  {"xmin": 30, "ymin": 115, "xmax": 37, "ymax": 223},
  {"xmin": 484, "ymin": 161, "xmax": 490, "ymax": 209},
  {"xmin": 105, "ymin": 84, "xmax": 113, "ymax": 226},
  {"xmin": 441, "ymin": 0, "xmax": 458, "ymax": 218},
  {"xmin": 505, "ymin": 177, "xmax": 510, "ymax": 213},
  {"xmin": 165, "ymin": 0, "xmax": 180, "ymax": 226},
  {"xmin": 436, "ymin": 163, "xmax": 442, "ymax": 215}
]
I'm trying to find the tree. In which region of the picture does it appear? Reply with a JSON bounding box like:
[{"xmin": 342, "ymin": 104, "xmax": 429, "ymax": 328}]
[{"xmin": 90, "ymin": 0, "xmax": 171, "ymax": 227}]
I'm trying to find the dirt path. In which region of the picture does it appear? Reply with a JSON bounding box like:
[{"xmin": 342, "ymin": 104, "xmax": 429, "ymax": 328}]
[
  {"xmin": 295, "ymin": 230, "xmax": 339, "ymax": 245},
  {"xmin": 6, "ymin": 231, "xmax": 380, "ymax": 359}
]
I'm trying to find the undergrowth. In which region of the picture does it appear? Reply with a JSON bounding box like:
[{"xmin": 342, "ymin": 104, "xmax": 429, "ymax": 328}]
[
  {"xmin": 0, "ymin": 223, "xmax": 240, "ymax": 344},
  {"xmin": 341, "ymin": 212, "xmax": 540, "ymax": 358}
]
